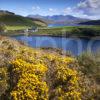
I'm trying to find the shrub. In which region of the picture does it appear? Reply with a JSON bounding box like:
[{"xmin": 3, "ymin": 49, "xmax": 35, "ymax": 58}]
[
  {"xmin": 77, "ymin": 52, "xmax": 100, "ymax": 78},
  {"xmin": 77, "ymin": 52, "xmax": 100, "ymax": 99},
  {"xmin": 0, "ymin": 24, "xmax": 6, "ymax": 32},
  {"xmin": 79, "ymin": 28, "xmax": 100, "ymax": 36},
  {"xmin": 44, "ymin": 54, "xmax": 96, "ymax": 100},
  {"xmin": 71, "ymin": 28, "xmax": 82, "ymax": 36},
  {"xmin": 10, "ymin": 59, "xmax": 48, "ymax": 100},
  {"xmin": 0, "ymin": 67, "xmax": 8, "ymax": 97}
]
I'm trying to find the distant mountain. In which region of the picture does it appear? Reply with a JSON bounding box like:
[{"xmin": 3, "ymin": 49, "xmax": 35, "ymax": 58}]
[
  {"xmin": 0, "ymin": 10, "xmax": 47, "ymax": 27},
  {"xmin": 27, "ymin": 15, "xmax": 89, "ymax": 24},
  {"xmin": 28, "ymin": 14, "xmax": 53, "ymax": 24},
  {"xmin": 79, "ymin": 20, "xmax": 100, "ymax": 25},
  {"xmin": 0, "ymin": 10, "xmax": 15, "ymax": 15}
]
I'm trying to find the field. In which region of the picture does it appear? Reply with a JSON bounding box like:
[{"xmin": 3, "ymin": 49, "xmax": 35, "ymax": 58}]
[
  {"xmin": 0, "ymin": 24, "xmax": 100, "ymax": 37},
  {"xmin": 6, "ymin": 26, "xmax": 31, "ymax": 31},
  {"xmin": 31, "ymin": 25, "xmax": 100, "ymax": 37}
]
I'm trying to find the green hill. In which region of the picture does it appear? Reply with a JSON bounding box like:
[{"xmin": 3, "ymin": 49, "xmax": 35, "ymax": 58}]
[
  {"xmin": 0, "ymin": 15, "xmax": 36, "ymax": 26},
  {"xmin": 0, "ymin": 14, "xmax": 39, "ymax": 26},
  {"xmin": 0, "ymin": 11, "xmax": 47, "ymax": 30},
  {"xmin": 79, "ymin": 20, "xmax": 100, "ymax": 25}
]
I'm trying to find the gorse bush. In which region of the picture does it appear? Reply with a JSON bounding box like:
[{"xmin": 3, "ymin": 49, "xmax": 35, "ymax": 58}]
[
  {"xmin": 8, "ymin": 50, "xmax": 96, "ymax": 100},
  {"xmin": 0, "ymin": 36, "xmax": 99, "ymax": 100},
  {"xmin": 10, "ymin": 59, "xmax": 48, "ymax": 100},
  {"xmin": 0, "ymin": 67, "xmax": 8, "ymax": 97}
]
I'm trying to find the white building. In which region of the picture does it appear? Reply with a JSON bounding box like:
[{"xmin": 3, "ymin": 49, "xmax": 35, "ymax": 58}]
[{"xmin": 25, "ymin": 27, "xmax": 38, "ymax": 33}]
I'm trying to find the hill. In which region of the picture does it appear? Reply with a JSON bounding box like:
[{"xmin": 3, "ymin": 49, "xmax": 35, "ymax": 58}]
[
  {"xmin": 0, "ymin": 10, "xmax": 15, "ymax": 15},
  {"xmin": 28, "ymin": 17, "xmax": 47, "ymax": 27},
  {"xmin": 28, "ymin": 14, "xmax": 53, "ymax": 24},
  {"xmin": 79, "ymin": 20, "xmax": 100, "ymax": 25},
  {"xmin": 0, "ymin": 10, "xmax": 47, "ymax": 29}
]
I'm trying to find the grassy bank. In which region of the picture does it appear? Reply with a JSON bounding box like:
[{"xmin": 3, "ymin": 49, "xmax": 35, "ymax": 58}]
[
  {"xmin": 0, "ymin": 25, "xmax": 100, "ymax": 38},
  {"xmin": 6, "ymin": 26, "xmax": 31, "ymax": 31},
  {"xmin": 29, "ymin": 25, "xmax": 100, "ymax": 37}
]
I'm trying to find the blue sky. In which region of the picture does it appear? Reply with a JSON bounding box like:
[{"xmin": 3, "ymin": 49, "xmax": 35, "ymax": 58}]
[{"xmin": 0, "ymin": 0, "xmax": 100, "ymax": 19}]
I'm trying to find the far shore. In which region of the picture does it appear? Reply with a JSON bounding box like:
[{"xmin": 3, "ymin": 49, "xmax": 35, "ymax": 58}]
[{"xmin": 1, "ymin": 32, "xmax": 100, "ymax": 39}]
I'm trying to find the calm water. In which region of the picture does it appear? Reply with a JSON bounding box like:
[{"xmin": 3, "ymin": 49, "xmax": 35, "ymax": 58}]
[
  {"xmin": 13, "ymin": 36, "xmax": 100, "ymax": 55},
  {"xmin": 48, "ymin": 24, "xmax": 81, "ymax": 27}
]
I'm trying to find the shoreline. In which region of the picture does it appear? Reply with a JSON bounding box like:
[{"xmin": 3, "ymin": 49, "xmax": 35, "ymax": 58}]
[{"xmin": 1, "ymin": 32, "xmax": 99, "ymax": 39}]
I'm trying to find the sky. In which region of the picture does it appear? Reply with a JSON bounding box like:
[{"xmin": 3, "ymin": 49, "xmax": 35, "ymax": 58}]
[{"xmin": 0, "ymin": 0, "xmax": 100, "ymax": 19}]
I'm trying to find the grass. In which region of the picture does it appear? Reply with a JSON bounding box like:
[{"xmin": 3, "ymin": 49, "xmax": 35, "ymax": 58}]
[
  {"xmin": 6, "ymin": 26, "xmax": 31, "ymax": 31},
  {"xmin": 77, "ymin": 51, "xmax": 100, "ymax": 98},
  {"xmin": 33, "ymin": 20, "xmax": 47, "ymax": 27},
  {"xmin": 1, "ymin": 23, "xmax": 100, "ymax": 37},
  {"xmin": 30, "ymin": 25, "xmax": 100, "ymax": 37}
]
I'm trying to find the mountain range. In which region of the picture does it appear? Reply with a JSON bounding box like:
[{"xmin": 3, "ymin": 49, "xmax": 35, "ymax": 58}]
[
  {"xmin": 0, "ymin": 10, "xmax": 100, "ymax": 26},
  {"xmin": 27, "ymin": 15, "xmax": 90, "ymax": 25}
]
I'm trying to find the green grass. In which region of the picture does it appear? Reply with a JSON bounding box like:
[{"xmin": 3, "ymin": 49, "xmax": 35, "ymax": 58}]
[
  {"xmin": 31, "ymin": 25, "xmax": 100, "ymax": 37},
  {"xmin": 6, "ymin": 26, "xmax": 31, "ymax": 31}
]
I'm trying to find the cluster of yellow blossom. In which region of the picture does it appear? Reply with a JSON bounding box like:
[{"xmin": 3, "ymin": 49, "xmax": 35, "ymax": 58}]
[
  {"xmin": 8, "ymin": 47, "xmax": 95, "ymax": 100},
  {"xmin": 47, "ymin": 58, "xmax": 81, "ymax": 100},
  {"xmin": 10, "ymin": 59, "xmax": 48, "ymax": 100}
]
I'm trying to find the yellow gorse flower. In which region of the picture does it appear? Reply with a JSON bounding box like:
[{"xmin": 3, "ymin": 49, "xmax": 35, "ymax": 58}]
[{"xmin": 8, "ymin": 47, "xmax": 94, "ymax": 100}]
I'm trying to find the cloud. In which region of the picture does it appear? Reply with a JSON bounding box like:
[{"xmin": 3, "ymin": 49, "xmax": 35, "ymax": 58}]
[
  {"xmin": 62, "ymin": 0, "xmax": 100, "ymax": 19},
  {"xmin": 63, "ymin": 7, "xmax": 72, "ymax": 15},
  {"xmin": 30, "ymin": 0, "xmax": 100, "ymax": 19},
  {"xmin": 49, "ymin": 8, "xmax": 54, "ymax": 12},
  {"xmin": 62, "ymin": 7, "xmax": 88, "ymax": 18},
  {"xmin": 75, "ymin": 0, "xmax": 100, "ymax": 16},
  {"xmin": 48, "ymin": 8, "xmax": 57, "ymax": 12},
  {"xmin": 32, "ymin": 6, "xmax": 40, "ymax": 10},
  {"xmin": 48, "ymin": 8, "xmax": 60, "ymax": 15}
]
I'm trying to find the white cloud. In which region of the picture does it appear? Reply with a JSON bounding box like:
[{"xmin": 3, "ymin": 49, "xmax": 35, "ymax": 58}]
[
  {"xmin": 63, "ymin": 7, "xmax": 72, "ymax": 15},
  {"xmin": 32, "ymin": 6, "xmax": 40, "ymax": 10},
  {"xmin": 48, "ymin": 8, "xmax": 57, "ymax": 12},
  {"xmin": 62, "ymin": 0, "xmax": 100, "ymax": 19},
  {"xmin": 76, "ymin": 0, "xmax": 100, "ymax": 15},
  {"xmin": 30, "ymin": 0, "xmax": 100, "ymax": 19},
  {"xmin": 62, "ymin": 7, "xmax": 88, "ymax": 18},
  {"xmin": 49, "ymin": 8, "xmax": 53, "ymax": 11}
]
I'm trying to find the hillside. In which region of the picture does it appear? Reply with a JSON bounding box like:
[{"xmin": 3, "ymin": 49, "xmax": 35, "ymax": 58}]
[
  {"xmin": 0, "ymin": 14, "xmax": 37, "ymax": 26},
  {"xmin": 0, "ymin": 36, "xmax": 99, "ymax": 99},
  {"xmin": 28, "ymin": 14, "xmax": 54, "ymax": 24},
  {"xmin": 0, "ymin": 10, "xmax": 47, "ymax": 28},
  {"xmin": 79, "ymin": 20, "xmax": 100, "ymax": 25},
  {"xmin": 29, "ymin": 18, "xmax": 47, "ymax": 26}
]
